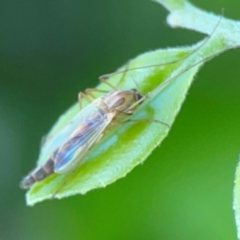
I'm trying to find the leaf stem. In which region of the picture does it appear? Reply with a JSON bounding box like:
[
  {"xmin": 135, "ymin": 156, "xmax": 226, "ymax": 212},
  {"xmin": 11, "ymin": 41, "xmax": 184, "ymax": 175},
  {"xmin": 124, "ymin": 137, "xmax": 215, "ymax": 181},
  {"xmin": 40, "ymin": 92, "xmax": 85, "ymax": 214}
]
[{"xmin": 154, "ymin": 0, "xmax": 240, "ymax": 47}]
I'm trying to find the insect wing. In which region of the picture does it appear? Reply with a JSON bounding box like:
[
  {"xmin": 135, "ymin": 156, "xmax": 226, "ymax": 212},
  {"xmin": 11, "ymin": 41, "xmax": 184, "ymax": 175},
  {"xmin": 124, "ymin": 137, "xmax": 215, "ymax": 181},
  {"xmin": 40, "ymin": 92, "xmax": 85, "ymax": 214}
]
[
  {"xmin": 38, "ymin": 100, "xmax": 101, "ymax": 166},
  {"xmin": 53, "ymin": 106, "xmax": 115, "ymax": 173}
]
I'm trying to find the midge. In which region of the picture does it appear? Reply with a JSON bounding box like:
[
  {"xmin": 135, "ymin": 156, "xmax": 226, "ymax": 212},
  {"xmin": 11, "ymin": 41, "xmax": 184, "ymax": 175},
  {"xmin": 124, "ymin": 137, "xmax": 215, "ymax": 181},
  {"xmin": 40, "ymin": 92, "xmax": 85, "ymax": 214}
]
[
  {"xmin": 20, "ymin": 85, "xmax": 168, "ymax": 189},
  {"xmin": 20, "ymin": 53, "xmax": 210, "ymax": 189},
  {"xmin": 20, "ymin": 15, "xmax": 222, "ymax": 190}
]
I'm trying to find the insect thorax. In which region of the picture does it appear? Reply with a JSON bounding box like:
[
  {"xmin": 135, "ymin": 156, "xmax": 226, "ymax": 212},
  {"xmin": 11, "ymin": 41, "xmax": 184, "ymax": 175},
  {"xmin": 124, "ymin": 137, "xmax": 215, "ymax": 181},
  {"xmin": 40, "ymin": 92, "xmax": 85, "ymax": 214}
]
[{"xmin": 102, "ymin": 89, "xmax": 143, "ymax": 113}]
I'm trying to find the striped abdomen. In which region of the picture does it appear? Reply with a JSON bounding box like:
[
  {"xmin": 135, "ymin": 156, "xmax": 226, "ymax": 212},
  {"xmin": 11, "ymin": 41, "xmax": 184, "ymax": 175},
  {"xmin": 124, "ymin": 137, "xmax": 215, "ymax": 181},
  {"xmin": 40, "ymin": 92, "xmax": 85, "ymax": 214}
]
[{"xmin": 20, "ymin": 158, "xmax": 54, "ymax": 189}]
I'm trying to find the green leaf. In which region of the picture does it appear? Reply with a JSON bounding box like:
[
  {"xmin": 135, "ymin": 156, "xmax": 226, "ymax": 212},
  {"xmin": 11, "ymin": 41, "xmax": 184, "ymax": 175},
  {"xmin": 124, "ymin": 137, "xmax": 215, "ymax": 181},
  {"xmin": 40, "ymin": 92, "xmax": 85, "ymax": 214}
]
[
  {"xmin": 26, "ymin": 35, "xmax": 227, "ymax": 206},
  {"xmin": 155, "ymin": 0, "xmax": 240, "ymax": 47}
]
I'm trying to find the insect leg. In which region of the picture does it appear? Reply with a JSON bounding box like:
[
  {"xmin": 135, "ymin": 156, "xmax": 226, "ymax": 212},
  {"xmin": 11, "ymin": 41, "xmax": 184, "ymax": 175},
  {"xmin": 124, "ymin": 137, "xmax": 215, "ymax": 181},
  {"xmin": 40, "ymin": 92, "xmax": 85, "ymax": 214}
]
[
  {"xmin": 113, "ymin": 109, "xmax": 170, "ymax": 128},
  {"xmin": 85, "ymin": 88, "xmax": 109, "ymax": 98},
  {"xmin": 98, "ymin": 13, "xmax": 223, "ymax": 90},
  {"xmin": 99, "ymin": 62, "xmax": 130, "ymax": 89},
  {"xmin": 99, "ymin": 78, "xmax": 119, "ymax": 90},
  {"xmin": 78, "ymin": 91, "xmax": 93, "ymax": 110},
  {"xmin": 51, "ymin": 168, "xmax": 77, "ymax": 198},
  {"xmin": 125, "ymin": 118, "xmax": 170, "ymax": 128}
]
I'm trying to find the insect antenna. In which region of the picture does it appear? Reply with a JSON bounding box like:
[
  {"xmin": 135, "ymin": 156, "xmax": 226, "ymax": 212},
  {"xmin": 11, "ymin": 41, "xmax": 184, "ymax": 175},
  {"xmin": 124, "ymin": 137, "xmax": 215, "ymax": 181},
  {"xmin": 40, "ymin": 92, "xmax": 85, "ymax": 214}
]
[
  {"xmin": 147, "ymin": 42, "xmax": 239, "ymax": 100},
  {"xmin": 98, "ymin": 9, "xmax": 224, "ymax": 83}
]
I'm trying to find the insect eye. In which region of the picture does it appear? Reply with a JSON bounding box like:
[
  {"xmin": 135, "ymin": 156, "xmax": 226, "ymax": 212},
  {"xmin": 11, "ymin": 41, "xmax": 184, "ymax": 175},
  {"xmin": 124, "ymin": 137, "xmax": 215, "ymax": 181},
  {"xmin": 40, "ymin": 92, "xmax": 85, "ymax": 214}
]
[
  {"xmin": 137, "ymin": 94, "xmax": 143, "ymax": 102},
  {"xmin": 131, "ymin": 89, "xmax": 143, "ymax": 101}
]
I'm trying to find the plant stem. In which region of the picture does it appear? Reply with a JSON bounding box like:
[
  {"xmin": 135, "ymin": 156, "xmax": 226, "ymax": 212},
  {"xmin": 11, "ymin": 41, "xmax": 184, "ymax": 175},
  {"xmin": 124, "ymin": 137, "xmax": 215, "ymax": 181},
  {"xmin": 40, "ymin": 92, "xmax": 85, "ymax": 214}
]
[{"xmin": 154, "ymin": 0, "xmax": 240, "ymax": 47}]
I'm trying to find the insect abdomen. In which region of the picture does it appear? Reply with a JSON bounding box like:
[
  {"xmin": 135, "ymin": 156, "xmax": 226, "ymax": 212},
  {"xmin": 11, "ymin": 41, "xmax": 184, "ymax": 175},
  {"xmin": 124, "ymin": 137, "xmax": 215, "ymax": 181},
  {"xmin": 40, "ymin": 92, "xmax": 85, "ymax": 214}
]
[{"xmin": 20, "ymin": 158, "xmax": 54, "ymax": 189}]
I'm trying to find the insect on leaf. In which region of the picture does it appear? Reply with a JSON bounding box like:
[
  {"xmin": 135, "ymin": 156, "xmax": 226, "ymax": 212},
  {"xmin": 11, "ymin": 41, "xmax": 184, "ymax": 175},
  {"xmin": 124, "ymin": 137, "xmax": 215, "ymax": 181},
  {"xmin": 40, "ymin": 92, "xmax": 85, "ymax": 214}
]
[{"xmin": 26, "ymin": 35, "xmax": 227, "ymax": 206}]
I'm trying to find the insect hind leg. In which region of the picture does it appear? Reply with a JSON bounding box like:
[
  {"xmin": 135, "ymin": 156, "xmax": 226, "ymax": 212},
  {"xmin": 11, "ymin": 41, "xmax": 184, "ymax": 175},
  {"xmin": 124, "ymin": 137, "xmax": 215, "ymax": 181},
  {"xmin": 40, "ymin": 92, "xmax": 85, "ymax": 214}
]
[
  {"xmin": 125, "ymin": 118, "xmax": 170, "ymax": 128},
  {"xmin": 51, "ymin": 169, "xmax": 78, "ymax": 199},
  {"xmin": 115, "ymin": 107, "xmax": 170, "ymax": 129},
  {"xmin": 99, "ymin": 61, "xmax": 131, "ymax": 90}
]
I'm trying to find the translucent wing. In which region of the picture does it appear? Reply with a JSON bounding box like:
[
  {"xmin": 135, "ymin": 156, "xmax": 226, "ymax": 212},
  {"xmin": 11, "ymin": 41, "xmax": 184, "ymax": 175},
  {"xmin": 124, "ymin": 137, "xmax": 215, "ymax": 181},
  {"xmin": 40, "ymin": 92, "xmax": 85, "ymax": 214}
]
[
  {"xmin": 53, "ymin": 105, "xmax": 115, "ymax": 173},
  {"xmin": 39, "ymin": 99, "xmax": 103, "ymax": 165}
]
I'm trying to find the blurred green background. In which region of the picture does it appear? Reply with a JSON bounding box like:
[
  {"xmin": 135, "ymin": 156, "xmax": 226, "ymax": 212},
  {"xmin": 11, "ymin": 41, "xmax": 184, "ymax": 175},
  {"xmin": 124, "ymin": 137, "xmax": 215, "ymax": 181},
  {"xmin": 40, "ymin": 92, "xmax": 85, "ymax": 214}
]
[{"xmin": 1, "ymin": 0, "xmax": 240, "ymax": 239}]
